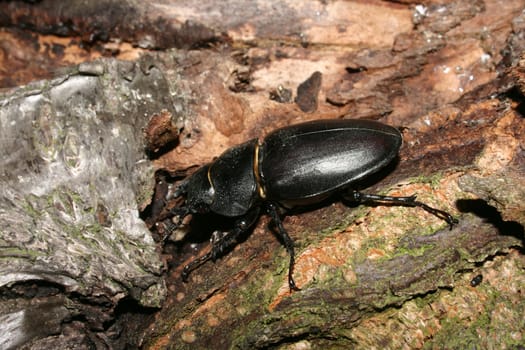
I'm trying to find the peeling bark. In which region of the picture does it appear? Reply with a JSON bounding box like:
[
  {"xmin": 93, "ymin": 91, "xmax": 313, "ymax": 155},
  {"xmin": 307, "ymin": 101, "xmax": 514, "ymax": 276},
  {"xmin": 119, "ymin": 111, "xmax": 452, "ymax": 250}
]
[{"xmin": 0, "ymin": 57, "xmax": 177, "ymax": 348}]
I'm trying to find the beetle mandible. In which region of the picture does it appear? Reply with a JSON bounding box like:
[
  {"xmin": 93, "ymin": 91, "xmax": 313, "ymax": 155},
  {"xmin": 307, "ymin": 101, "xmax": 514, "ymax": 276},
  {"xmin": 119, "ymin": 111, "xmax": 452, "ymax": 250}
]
[{"xmin": 163, "ymin": 119, "xmax": 457, "ymax": 290}]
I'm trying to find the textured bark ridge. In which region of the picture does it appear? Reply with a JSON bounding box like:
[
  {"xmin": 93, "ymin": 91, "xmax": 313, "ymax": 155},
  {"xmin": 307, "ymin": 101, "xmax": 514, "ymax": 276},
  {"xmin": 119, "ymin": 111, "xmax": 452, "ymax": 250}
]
[
  {"xmin": 0, "ymin": 58, "xmax": 173, "ymax": 348},
  {"xmin": 0, "ymin": 0, "xmax": 524, "ymax": 349}
]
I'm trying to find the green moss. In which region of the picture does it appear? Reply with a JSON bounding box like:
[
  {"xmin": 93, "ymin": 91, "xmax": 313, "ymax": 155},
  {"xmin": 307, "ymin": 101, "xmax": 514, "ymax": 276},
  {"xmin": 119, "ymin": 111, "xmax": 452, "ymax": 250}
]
[
  {"xmin": 0, "ymin": 247, "xmax": 43, "ymax": 260},
  {"xmin": 407, "ymin": 172, "xmax": 444, "ymax": 189},
  {"xmin": 424, "ymin": 316, "xmax": 480, "ymax": 349},
  {"xmin": 423, "ymin": 274, "xmax": 525, "ymax": 349},
  {"xmin": 21, "ymin": 196, "xmax": 43, "ymax": 219},
  {"xmin": 393, "ymin": 243, "xmax": 435, "ymax": 259}
]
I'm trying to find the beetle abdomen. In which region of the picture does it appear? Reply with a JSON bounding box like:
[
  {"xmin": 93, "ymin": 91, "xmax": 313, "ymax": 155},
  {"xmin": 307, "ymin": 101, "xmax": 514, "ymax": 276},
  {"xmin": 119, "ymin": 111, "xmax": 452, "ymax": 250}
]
[{"xmin": 259, "ymin": 119, "xmax": 402, "ymax": 201}]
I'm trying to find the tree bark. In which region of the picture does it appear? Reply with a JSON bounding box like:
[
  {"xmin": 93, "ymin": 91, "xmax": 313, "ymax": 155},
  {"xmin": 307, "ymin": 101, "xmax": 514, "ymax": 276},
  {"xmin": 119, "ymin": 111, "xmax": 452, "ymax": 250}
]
[{"xmin": 0, "ymin": 0, "xmax": 524, "ymax": 349}]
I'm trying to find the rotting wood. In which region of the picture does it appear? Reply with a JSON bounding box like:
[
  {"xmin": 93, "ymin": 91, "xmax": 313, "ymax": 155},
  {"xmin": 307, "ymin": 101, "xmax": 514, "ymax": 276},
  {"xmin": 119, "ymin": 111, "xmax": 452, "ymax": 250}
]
[{"xmin": 0, "ymin": 0, "xmax": 524, "ymax": 349}]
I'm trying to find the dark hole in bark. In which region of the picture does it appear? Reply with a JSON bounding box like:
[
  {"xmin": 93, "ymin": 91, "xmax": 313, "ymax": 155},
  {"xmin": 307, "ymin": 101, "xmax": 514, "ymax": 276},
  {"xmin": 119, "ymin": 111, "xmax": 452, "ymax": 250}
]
[{"xmin": 456, "ymin": 198, "xmax": 524, "ymax": 244}]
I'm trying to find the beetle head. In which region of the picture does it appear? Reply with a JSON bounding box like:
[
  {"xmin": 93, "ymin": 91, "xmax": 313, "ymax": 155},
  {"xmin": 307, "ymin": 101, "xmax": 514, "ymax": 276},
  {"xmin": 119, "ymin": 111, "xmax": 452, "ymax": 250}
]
[{"xmin": 180, "ymin": 165, "xmax": 215, "ymax": 214}]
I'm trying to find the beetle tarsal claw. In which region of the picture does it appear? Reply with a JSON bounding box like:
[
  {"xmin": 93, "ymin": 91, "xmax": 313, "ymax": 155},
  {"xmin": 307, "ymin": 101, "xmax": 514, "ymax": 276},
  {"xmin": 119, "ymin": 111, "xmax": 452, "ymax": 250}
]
[{"xmin": 412, "ymin": 201, "xmax": 458, "ymax": 230}]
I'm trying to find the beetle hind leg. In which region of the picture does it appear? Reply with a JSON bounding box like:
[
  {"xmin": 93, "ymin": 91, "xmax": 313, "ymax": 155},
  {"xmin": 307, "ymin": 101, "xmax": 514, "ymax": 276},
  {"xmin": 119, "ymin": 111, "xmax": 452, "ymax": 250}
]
[
  {"xmin": 266, "ymin": 203, "xmax": 300, "ymax": 292},
  {"xmin": 345, "ymin": 190, "xmax": 458, "ymax": 229}
]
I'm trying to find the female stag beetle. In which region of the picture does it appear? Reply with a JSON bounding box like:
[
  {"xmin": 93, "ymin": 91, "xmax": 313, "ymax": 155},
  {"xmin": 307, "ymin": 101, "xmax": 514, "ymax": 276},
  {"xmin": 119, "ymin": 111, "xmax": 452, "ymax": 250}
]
[{"xmin": 163, "ymin": 119, "xmax": 457, "ymax": 290}]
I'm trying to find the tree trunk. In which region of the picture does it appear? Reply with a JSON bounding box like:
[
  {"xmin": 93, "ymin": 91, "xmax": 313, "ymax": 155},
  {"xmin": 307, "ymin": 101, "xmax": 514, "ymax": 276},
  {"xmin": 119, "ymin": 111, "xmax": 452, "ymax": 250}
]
[{"xmin": 0, "ymin": 0, "xmax": 524, "ymax": 349}]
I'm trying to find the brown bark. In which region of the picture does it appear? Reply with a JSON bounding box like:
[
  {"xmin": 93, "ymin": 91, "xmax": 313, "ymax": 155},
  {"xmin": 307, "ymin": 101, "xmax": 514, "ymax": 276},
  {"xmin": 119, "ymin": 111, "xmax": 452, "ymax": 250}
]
[{"xmin": 0, "ymin": 0, "xmax": 524, "ymax": 349}]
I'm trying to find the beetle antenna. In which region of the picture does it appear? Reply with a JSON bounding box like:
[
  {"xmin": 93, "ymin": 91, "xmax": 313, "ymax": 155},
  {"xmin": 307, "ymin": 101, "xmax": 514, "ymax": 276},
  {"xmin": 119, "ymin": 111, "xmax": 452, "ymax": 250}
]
[{"xmin": 346, "ymin": 191, "xmax": 458, "ymax": 229}]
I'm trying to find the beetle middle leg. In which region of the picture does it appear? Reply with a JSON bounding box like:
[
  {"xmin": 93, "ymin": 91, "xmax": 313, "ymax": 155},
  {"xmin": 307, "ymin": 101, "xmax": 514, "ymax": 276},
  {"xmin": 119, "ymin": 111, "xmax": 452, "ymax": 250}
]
[
  {"xmin": 345, "ymin": 190, "xmax": 457, "ymax": 229},
  {"xmin": 266, "ymin": 202, "xmax": 300, "ymax": 291},
  {"xmin": 181, "ymin": 207, "xmax": 260, "ymax": 282}
]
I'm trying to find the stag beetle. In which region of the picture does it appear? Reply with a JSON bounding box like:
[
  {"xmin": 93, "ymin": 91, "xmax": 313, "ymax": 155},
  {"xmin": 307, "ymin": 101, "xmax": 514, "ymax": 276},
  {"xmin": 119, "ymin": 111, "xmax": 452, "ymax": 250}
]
[{"xmin": 163, "ymin": 119, "xmax": 457, "ymax": 290}]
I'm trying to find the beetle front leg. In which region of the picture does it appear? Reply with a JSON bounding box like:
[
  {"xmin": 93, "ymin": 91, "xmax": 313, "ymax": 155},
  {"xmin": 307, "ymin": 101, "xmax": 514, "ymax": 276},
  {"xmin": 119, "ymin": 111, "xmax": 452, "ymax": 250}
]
[
  {"xmin": 266, "ymin": 202, "xmax": 300, "ymax": 292},
  {"xmin": 181, "ymin": 208, "xmax": 260, "ymax": 282},
  {"xmin": 345, "ymin": 190, "xmax": 457, "ymax": 229},
  {"xmin": 157, "ymin": 206, "xmax": 191, "ymax": 242}
]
